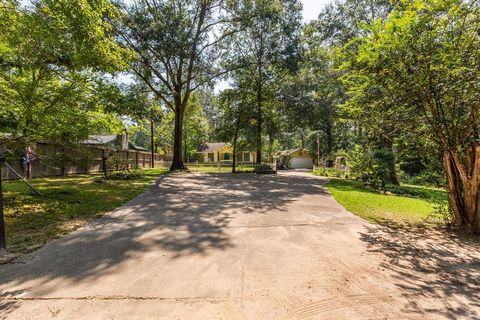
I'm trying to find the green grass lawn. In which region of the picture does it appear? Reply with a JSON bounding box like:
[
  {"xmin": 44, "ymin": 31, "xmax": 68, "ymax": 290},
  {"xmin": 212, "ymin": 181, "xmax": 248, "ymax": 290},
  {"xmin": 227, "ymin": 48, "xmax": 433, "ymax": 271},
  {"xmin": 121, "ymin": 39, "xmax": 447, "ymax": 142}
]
[
  {"xmin": 2, "ymin": 168, "xmax": 168, "ymax": 258},
  {"xmin": 326, "ymin": 179, "xmax": 449, "ymax": 226}
]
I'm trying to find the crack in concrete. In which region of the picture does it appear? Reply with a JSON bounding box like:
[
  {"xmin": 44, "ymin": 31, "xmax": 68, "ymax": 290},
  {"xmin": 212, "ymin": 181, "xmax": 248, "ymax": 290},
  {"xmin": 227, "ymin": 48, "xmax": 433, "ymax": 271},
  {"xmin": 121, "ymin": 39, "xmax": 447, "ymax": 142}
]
[{"xmin": 1, "ymin": 295, "xmax": 239, "ymax": 302}]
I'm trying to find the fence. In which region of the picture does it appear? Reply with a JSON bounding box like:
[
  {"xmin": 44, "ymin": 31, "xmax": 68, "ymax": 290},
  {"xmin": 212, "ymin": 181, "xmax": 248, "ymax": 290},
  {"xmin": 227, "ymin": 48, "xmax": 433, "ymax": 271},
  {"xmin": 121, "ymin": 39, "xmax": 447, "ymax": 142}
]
[
  {"xmin": 186, "ymin": 161, "xmax": 277, "ymax": 173},
  {"xmin": 1, "ymin": 142, "xmax": 171, "ymax": 180}
]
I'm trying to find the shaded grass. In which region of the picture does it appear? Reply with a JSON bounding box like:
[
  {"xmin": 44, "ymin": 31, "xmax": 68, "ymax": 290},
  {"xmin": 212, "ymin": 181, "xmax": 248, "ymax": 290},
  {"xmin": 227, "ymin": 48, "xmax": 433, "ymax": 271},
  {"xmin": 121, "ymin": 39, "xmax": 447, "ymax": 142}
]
[
  {"xmin": 2, "ymin": 168, "xmax": 168, "ymax": 257},
  {"xmin": 327, "ymin": 179, "xmax": 449, "ymax": 226}
]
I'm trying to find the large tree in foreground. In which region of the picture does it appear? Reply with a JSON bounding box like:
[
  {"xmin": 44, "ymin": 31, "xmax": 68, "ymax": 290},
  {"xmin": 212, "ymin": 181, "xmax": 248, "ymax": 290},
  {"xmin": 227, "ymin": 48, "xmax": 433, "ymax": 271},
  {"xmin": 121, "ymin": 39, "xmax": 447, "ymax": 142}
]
[
  {"xmin": 116, "ymin": 0, "xmax": 233, "ymax": 171},
  {"xmin": 344, "ymin": 0, "xmax": 480, "ymax": 231}
]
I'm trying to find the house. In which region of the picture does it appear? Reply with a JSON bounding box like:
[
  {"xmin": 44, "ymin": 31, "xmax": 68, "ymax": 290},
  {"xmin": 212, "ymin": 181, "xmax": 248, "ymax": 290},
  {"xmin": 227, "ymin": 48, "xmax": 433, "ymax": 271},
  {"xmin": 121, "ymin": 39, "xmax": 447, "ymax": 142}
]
[
  {"xmin": 84, "ymin": 135, "xmax": 148, "ymax": 151},
  {"xmin": 196, "ymin": 143, "xmax": 256, "ymax": 163},
  {"xmin": 274, "ymin": 148, "xmax": 313, "ymax": 169}
]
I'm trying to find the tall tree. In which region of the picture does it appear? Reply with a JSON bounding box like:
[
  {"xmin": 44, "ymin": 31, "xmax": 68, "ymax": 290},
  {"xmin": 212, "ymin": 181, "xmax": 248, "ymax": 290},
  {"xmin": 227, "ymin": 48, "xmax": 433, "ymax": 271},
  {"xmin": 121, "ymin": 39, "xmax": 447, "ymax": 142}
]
[
  {"xmin": 316, "ymin": 0, "xmax": 392, "ymax": 46},
  {"xmin": 116, "ymin": 0, "xmax": 234, "ymax": 171},
  {"xmin": 215, "ymin": 87, "xmax": 254, "ymax": 172},
  {"xmin": 227, "ymin": 0, "xmax": 302, "ymax": 164},
  {"xmin": 279, "ymin": 23, "xmax": 347, "ymax": 161},
  {"xmin": 312, "ymin": 0, "xmax": 397, "ymax": 181},
  {"xmin": 344, "ymin": 0, "xmax": 480, "ymax": 230}
]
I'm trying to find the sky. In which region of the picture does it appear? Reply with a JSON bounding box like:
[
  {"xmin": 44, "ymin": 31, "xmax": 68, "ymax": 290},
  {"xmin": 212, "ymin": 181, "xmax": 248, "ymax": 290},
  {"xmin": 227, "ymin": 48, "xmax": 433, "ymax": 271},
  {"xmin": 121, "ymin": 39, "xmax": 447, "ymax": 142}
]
[{"xmin": 301, "ymin": 0, "xmax": 331, "ymax": 22}]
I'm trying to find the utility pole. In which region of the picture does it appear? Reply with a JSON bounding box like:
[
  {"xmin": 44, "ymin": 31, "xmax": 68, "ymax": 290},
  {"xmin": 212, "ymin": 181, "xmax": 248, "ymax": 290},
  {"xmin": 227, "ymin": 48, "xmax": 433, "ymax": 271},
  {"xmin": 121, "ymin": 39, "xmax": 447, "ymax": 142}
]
[
  {"xmin": 0, "ymin": 157, "xmax": 6, "ymax": 250},
  {"xmin": 150, "ymin": 110, "xmax": 155, "ymax": 168},
  {"xmin": 316, "ymin": 135, "xmax": 320, "ymax": 167}
]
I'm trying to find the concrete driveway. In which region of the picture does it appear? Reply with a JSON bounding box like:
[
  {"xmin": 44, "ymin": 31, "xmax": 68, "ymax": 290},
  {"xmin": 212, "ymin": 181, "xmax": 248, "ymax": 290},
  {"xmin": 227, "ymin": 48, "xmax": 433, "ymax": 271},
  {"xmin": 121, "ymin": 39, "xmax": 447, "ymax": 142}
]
[{"xmin": 1, "ymin": 171, "xmax": 479, "ymax": 319}]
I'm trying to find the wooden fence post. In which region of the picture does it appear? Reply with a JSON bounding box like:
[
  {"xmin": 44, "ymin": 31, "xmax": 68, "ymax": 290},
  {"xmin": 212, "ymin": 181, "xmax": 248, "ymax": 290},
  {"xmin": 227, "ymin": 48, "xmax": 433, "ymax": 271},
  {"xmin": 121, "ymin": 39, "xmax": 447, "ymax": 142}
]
[{"xmin": 102, "ymin": 149, "xmax": 107, "ymax": 179}]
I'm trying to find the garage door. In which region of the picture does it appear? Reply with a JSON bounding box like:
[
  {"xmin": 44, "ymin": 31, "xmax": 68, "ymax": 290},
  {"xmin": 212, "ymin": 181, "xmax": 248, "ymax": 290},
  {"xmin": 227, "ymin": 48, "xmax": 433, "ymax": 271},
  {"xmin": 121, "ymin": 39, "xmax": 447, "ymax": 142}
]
[{"xmin": 290, "ymin": 157, "xmax": 313, "ymax": 169}]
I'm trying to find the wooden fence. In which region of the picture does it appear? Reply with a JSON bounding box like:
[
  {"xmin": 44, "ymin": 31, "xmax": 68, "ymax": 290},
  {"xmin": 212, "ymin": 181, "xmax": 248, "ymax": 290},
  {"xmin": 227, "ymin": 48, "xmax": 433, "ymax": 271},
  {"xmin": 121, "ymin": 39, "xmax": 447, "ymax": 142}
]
[{"xmin": 1, "ymin": 142, "xmax": 171, "ymax": 180}]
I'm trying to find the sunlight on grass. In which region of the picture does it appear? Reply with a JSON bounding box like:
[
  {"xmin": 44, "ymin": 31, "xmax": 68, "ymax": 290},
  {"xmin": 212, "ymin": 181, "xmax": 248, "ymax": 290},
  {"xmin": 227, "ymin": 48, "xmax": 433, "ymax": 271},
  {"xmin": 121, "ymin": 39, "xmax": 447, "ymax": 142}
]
[
  {"xmin": 2, "ymin": 168, "xmax": 168, "ymax": 256},
  {"xmin": 327, "ymin": 179, "xmax": 449, "ymax": 226}
]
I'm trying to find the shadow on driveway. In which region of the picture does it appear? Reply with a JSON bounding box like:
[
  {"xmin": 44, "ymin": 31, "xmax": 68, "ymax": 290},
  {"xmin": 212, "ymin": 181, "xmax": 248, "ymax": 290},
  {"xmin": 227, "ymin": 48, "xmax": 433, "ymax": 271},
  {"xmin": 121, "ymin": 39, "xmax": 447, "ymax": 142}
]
[
  {"xmin": 359, "ymin": 225, "xmax": 480, "ymax": 319},
  {"xmin": 0, "ymin": 172, "xmax": 329, "ymax": 318}
]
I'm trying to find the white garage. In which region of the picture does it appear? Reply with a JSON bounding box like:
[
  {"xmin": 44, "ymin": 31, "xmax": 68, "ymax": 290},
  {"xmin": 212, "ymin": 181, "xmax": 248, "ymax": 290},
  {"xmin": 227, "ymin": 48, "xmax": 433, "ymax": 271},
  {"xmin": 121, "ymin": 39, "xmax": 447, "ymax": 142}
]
[
  {"xmin": 291, "ymin": 157, "xmax": 314, "ymax": 169},
  {"xmin": 274, "ymin": 148, "xmax": 314, "ymax": 169}
]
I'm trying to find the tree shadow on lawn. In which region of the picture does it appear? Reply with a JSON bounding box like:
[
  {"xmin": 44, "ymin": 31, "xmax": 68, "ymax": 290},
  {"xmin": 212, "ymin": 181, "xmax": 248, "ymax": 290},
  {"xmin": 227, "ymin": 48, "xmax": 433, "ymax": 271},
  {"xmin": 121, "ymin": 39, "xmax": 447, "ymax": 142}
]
[
  {"xmin": 359, "ymin": 223, "xmax": 480, "ymax": 319},
  {"xmin": 0, "ymin": 173, "xmax": 328, "ymax": 317}
]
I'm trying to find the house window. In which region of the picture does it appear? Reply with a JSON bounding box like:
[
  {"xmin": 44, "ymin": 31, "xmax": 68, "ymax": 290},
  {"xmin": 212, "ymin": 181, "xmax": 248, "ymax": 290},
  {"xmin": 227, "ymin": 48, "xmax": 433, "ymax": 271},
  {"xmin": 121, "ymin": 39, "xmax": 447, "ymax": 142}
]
[
  {"xmin": 243, "ymin": 152, "xmax": 250, "ymax": 162},
  {"xmin": 237, "ymin": 153, "xmax": 243, "ymax": 162},
  {"xmin": 224, "ymin": 153, "xmax": 230, "ymax": 160},
  {"xmin": 208, "ymin": 153, "xmax": 214, "ymax": 162}
]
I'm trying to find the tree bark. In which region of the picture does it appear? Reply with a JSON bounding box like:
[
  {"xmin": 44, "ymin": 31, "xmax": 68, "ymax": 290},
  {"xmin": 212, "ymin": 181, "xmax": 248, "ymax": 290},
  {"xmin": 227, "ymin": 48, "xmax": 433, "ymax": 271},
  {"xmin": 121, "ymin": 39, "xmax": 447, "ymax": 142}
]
[
  {"xmin": 443, "ymin": 146, "xmax": 480, "ymax": 232},
  {"xmin": 317, "ymin": 135, "xmax": 320, "ymax": 166},
  {"xmin": 256, "ymin": 71, "xmax": 263, "ymax": 165},
  {"xmin": 150, "ymin": 115, "xmax": 155, "ymax": 168},
  {"xmin": 170, "ymin": 107, "xmax": 186, "ymax": 171},
  {"xmin": 385, "ymin": 140, "xmax": 399, "ymax": 185},
  {"xmin": 184, "ymin": 124, "xmax": 188, "ymax": 163}
]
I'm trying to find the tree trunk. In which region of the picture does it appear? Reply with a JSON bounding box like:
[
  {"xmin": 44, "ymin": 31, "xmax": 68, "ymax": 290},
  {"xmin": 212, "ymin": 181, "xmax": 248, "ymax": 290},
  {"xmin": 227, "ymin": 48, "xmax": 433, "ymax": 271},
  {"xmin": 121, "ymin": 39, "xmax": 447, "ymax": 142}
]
[
  {"xmin": 325, "ymin": 122, "xmax": 333, "ymax": 155},
  {"xmin": 443, "ymin": 146, "xmax": 480, "ymax": 232},
  {"xmin": 0, "ymin": 165, "xmax": 6, "ymax": 250},
  {"xmin": 385, "ymin": 140, "xmax": 399, "ymax": 185},
  {"xmin": 317, "ymin": 135, "xmax": 320, "ymax": 166},
  {"xmin": 150, "ymin": 116, "xmax": 155, "ymax": 168},
  {"xmin": 256, "ymin": 81, "xmax": 263, "ymax": 165},
  {"xmin": 255, "ymin": 45, "xmax": 264, "ymax": 165},
  {"xmin": 184, "ymin": 125, "xmax": 188, "ymax": 163},
  {"xmin": 170, "ymin": 107, "xmax": 186, "ymax": 171}
]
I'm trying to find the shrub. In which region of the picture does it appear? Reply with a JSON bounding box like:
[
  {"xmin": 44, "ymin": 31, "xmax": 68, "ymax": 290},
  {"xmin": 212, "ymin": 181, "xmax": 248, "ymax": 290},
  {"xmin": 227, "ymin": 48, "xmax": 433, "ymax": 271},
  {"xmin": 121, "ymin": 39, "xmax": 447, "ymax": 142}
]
[
  {"xmin": 313, "ymin": 167, "xmax": 342, "ymax": 177},
  {"xmin": 106, "ymin": 168, "xmax": 144, "ymax": 180},
  {"xmin": 347, "ymin": 144, "xmax": 398, "ymax": 188}
]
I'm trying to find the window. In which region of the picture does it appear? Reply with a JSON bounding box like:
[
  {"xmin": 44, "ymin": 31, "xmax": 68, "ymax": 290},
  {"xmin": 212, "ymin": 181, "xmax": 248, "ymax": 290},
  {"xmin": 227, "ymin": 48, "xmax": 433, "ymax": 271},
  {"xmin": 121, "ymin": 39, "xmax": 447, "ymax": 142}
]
[{"xmin": 208, "ymin": 153, "xmax": 214, "ymax": 162}]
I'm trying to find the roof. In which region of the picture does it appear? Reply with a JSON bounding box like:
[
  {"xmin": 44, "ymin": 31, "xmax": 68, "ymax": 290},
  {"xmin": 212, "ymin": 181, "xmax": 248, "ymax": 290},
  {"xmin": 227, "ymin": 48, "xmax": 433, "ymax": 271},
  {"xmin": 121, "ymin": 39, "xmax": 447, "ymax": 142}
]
[
  {"xmin": 274, "ymin": 148, "xmax": 301, "ymax": 157},
  {"xmin": 129, "ymin": 142, "xmax": 148, "ymax": 151},
  {"xmin": 197, "ymin": 142, "xmax": 227, "ymax": 153},
  {"xmin": 84, "ymin": 135, "xmax": 118, "ymax": 145}
]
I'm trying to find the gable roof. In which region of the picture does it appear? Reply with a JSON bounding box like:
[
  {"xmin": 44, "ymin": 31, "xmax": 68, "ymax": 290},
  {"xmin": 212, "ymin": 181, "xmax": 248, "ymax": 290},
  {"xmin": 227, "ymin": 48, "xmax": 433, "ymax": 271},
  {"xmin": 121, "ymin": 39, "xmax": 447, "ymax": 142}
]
[
  {"xmin": 84, "ymin": 135, "xmax": 118, "ymax": 145},
  {"xmin": 129, "ymin": 142, "xmax": 148, "ymax": 151},
  {"xmin": 197, "ymin": 142, "xmax": 227, "ymax": 153},
  {"xmin": 274, "ymin": 148, "xmax": 301, "ymax": 157}
]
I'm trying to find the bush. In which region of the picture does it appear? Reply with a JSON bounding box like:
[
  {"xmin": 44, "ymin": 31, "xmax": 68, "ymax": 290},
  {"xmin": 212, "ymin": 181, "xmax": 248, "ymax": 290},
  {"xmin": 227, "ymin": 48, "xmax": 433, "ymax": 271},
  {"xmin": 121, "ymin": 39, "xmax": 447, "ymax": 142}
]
[
  {"xmin": 313, "ymin": 167, "xmax": 342, "ymax": 177},
  {"xmin": 399, "ymin": 170, "xmax": 445, "ymax": 187},
  {"xmin": 106, "ymin": 168, "xmax": 144, "ymax": 180},
  {"xmin": 255, "ymin": 163, "xmax": 276, "ymax": 174},
  {"xmin": 347, "ymin": 144, "xmax": 398, "ymax": 188},
  {"xmin": 427, "ymin": 200, "xmax": 454, "ymax": 226}
]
